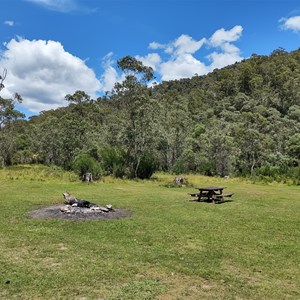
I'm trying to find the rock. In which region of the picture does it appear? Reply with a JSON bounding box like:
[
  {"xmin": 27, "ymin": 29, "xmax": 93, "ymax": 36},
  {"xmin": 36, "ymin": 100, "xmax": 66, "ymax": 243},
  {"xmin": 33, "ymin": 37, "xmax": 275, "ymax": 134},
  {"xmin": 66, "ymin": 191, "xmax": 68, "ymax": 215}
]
[
  {"xmin": 60, "ymin": 206, "xmax": 71, "ymax": 213},
  {"xmin": 98, "ymin": 206, "xmax": 109, "ymax": 212},
  {"xmin": 106, "ymin": 204, "xmax": 113, "ymax": 211},
  {"xmin": 91, "ymin": 206, "xmax": 102, "ymax": 211},
  {"xmin": 60, "ymin": 200, "xmax": 115, "ymax": 215}
]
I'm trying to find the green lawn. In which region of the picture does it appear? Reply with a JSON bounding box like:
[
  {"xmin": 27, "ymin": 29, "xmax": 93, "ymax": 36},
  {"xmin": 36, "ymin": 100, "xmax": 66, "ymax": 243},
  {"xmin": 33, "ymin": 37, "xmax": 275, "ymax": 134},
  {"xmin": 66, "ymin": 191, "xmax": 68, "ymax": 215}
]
[{"xmin": 1, "ymin": 167, "xmax": 300, "ymax": 299}]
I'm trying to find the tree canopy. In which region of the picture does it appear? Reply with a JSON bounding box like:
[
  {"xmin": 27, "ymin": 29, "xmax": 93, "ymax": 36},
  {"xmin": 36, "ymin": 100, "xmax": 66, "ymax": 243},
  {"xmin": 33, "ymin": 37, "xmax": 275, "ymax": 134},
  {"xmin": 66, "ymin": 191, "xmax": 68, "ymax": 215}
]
[{"xmin": 1, "ymin": 50, "xmax": 300, "ymax": 182}]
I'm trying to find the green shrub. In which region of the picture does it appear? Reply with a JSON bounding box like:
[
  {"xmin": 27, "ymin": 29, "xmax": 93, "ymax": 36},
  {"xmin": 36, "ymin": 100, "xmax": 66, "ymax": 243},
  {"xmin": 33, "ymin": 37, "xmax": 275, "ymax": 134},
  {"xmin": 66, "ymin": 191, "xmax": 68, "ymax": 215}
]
[
  {"xmin": 136, "ymin": 153, "xmax": 158, "ymax": 179},
  {"xmin": 100, "ymin": 147, "xmax": 127, "ymax": 178},
  {"xmin": 72, "ymin": 153, "xmax": 102, "ymax": 180},
  {"xmin": 11, "ymin": 150, "xmax": 36, "ymax": 165},
  {"xmin": 171, "ymin": 161, "xmax": 186, "ymax": 175}
]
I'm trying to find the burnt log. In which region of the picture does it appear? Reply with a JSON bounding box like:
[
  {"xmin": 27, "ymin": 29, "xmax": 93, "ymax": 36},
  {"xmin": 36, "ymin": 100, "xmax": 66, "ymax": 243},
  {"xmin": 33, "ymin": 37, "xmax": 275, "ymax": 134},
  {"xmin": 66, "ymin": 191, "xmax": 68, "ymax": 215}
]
[{"xmin": 62, "ymin": 192, "xmax": 93, "ymax": 208}]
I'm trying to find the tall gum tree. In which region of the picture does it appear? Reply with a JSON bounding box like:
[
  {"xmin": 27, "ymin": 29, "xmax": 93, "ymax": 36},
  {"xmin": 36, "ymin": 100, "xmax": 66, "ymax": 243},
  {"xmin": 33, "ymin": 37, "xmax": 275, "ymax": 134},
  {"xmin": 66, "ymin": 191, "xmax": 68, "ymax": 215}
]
[
  {"xmin": 110, "ymin": 56, "xmax": 159, "ymax": 178},
  {"xmin": 0, "ymin": 69, "xmax": 25, "ymax": 166}
]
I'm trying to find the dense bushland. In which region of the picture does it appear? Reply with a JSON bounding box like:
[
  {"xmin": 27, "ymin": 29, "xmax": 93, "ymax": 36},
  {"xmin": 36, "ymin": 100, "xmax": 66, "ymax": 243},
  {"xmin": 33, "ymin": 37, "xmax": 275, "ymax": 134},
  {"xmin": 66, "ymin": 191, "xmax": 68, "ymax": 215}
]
[{"xmin": 0, "ymin": 49, "xmax": 300, "ymax": 182}]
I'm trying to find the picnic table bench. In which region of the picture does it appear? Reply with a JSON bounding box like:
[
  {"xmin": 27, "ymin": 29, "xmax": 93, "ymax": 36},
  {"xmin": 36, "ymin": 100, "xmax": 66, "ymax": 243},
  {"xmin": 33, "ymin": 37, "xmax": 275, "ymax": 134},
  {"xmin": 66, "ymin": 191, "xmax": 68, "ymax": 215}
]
[{"xmin": 189, "ymin": 186, "xmax": 234, "ymax": 203}]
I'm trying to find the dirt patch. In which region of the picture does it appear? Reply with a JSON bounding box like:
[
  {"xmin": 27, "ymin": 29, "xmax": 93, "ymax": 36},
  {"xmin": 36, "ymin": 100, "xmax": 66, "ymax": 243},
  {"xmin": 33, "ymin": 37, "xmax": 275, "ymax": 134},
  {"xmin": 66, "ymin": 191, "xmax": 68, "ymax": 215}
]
[{"xmin": 27, "ymin": 204, "xmax": 132, "ymax": 221}]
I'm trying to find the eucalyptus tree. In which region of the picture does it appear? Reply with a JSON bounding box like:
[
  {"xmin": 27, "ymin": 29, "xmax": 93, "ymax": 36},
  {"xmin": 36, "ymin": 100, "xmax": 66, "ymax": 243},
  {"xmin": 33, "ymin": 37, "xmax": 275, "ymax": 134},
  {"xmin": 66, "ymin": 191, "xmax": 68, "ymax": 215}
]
[
  {"xmin": 0, "ymin": 69, "xmax": 25, "ymax": 166},
  {"xmin": 63, "ymin": 90, "xmax": 109, "ymax": 167},
  {"xmin": 110, "ymin": 56, "xmax": 159, "ymax": 178},
  {"xmin": 30, "ymin": 116, "xmax": 65, "ymax": 165},
  {"xmin": 157, "ymin": 91, "xmax": 191, "ymax": 171},
  {"xmin": 0, "ymin": 69, "xmax": 24, "ymax": 128},
  {"xmin": 287, "ymin": 133, "xmax": 300, "ymax": 166}
]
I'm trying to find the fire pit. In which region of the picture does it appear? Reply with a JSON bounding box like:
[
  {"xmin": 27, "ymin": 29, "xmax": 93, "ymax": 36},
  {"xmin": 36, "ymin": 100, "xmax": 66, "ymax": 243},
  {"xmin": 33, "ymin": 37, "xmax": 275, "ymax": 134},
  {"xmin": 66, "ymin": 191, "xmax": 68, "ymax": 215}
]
[{"xmin": 27, "ymin": 193, "xmax": 132, "ymax": 220}]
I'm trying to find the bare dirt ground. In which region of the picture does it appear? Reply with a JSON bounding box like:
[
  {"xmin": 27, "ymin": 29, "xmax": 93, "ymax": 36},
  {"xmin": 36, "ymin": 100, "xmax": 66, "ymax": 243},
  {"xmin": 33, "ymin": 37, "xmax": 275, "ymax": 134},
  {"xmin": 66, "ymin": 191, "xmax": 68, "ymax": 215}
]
[{"xmin": 27, "ymin": 204, "xmax": 132, "ymax": 221}]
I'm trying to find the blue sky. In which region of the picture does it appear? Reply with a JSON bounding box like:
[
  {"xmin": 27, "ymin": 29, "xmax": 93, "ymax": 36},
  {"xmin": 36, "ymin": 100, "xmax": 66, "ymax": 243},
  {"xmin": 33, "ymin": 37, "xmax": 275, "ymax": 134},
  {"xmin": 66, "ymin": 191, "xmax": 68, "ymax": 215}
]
[{"xmin": 1, "ymin": 0, "xmax": 300, "ymax": 117}]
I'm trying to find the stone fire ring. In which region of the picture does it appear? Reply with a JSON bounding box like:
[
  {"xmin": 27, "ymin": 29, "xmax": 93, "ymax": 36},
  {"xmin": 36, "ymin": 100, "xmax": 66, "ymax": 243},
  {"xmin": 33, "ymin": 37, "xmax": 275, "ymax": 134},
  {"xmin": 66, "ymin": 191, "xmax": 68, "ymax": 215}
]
[{"xmin": 27, "ymin": 204, "xmax": 132, "ymax": 221}]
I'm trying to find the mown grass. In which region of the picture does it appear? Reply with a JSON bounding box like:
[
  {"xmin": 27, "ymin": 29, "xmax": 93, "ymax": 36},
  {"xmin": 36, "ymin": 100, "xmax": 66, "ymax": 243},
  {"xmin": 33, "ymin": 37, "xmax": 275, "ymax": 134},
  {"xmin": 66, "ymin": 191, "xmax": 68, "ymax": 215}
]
[{"xmin": 0, "ymin": 166, "xmax": 300, "ymax": 299}]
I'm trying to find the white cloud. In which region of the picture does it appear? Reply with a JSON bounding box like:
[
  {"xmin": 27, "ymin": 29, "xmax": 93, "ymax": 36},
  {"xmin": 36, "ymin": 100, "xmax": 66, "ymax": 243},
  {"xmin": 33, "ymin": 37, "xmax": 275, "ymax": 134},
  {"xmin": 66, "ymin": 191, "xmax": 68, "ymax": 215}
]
[
  {"xmin": 147, "ymin": 34, "xmax": 208, "ymax": 80},
  {"xmin": 99, "ymin": 66, "xmax": 120, "ymax": 93},
  {"xmin": 24, "ymin": 0, "xmax": 78, "ymax": 13},
  {"xmin": 173, "ymin": 35, "xmax": 206, "ymax": 55},
  {"xmin": 219, "ymin": 42, "xmax": 240, "ymax": 54},
  {"xmin": 207, "ymin": 50, "xmax": 242, "ymax": 71},
  {"xmin": 150, "ymin": 34, "xmax": 206, "ymax": 56},
  {"xmin": 144, "ymin": 26, "xmax": 243, "ymax": 80},
  {"xmin": 209, "ymin": 25, "xmax": 243, "ymax": 47},
  {"xmin": 4, "ymin": 21, "xmax": 14, "ymax": 27},
  {"xmin": 205, "ymin": 26, "xmax": 243, "ymax": 71},
  {"xmin": 160, "ymin": 54, "xmax": 207, "ymax": 81},
  {"xmin": 149, "ymin": 42, "xmax": 165, "ymax": 50},
  {"xmin": 279, "ymin": 16, "xmax": 300, "ymax": 32},
  {"xmin": 0, "ymin": 38, "xmax": 101, "ymax": 113}
]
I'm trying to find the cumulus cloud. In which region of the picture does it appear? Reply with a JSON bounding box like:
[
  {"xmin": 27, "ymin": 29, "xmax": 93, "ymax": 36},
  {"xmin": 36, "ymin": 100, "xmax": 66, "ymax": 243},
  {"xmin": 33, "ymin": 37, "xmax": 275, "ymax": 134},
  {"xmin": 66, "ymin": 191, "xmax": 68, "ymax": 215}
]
[
  {"xmin": 140, "ymin": 26, "xmax": 243, "ymax": 81},
  {"xmin": 279, "ymin": 16, "xmax": 300, "ymax": 32},
  {"xmin": 209, "ymin": 25, "xmax": 243, "ymax": 47},
  {"xmin": 206, "ymin": 27, "xmax": 243, "ymax": 71},
  {"xmin": 4, "ymin": 21, "xmax": 14, "ymax": 27},
  {"xmin": 160, "ymin": 54, "xmax": 207, "ymax": 81},
  {"xmin": 173, "ymin": 35, "xmax": 206, "ymax": 55},
  {"xmin": 149, "ymin": 34, "xmax": 206, "ymax": 56},
  {"xmin": 0, "ymin": 38, "xmax": 101, "ymax": 113},
  {"xmin": 144, "ymin": 34, "xmax": 208, "ymax": 80},
  {"xmin": 99, "ymin": 26, "xmax": 243, "ymax": 85},
  {"xmin": 206, "ymin": 50, "xmax": 242, "ymax": 71}
]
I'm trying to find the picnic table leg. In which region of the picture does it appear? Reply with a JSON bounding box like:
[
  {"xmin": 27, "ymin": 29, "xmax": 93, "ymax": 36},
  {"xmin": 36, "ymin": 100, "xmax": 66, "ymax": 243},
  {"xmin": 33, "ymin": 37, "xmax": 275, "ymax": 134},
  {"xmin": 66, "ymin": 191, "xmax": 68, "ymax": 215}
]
[
  {"xmin": 211, "ymin": 192, "xmax": 215, "ymax": 203},
  {"xmin": 212, "ymin": 190, "xmax": 221, "ymax": 203},
  {"xmin": 198, "ymin": 191, "xmax": 203, "ymax": 201},
  {"xmin": 219, "ymin": 189, "xmax": 224, "ymax": 202},
  {"xmin": 213, "ymin": 189, "xmax": 224, "ymax": 203},
  {"xmin": 207, "ymin": 191, "xmax": 213, "ymax": 203},
  {"xmin": 198, "ymin": 190, "xmax": 207, "ymax": 202}
]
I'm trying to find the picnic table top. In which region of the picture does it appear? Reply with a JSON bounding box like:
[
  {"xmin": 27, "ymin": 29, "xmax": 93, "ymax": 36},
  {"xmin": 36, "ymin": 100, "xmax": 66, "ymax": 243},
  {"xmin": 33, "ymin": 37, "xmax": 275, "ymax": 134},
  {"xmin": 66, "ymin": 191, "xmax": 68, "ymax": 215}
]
[{"xmin": 196, "ymin": 186, "xmax": 226, "ymax": 191}]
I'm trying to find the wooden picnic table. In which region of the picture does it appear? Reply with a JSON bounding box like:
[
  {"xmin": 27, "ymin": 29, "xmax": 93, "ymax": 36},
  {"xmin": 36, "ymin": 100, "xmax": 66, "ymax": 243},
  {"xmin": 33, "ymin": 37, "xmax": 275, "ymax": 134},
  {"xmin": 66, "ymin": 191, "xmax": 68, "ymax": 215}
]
[{"xmin": 189, "ymin": 186, "xmax": 233, "ymax": 203}]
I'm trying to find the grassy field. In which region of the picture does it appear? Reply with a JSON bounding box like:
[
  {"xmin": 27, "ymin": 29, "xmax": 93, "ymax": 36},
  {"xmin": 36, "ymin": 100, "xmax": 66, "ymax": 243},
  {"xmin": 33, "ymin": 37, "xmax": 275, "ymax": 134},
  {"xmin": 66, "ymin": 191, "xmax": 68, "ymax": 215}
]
[{"xmin": 0, "ymin": 166, "xmax": 300, "ymax": 299}]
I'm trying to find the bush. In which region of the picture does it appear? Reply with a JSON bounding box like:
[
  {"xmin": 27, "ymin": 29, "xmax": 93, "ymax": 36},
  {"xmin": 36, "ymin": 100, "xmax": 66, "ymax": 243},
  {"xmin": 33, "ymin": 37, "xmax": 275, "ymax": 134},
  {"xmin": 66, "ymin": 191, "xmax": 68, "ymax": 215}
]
[
  {"xmin": 11, "ymin": 150, "xmax": 36, "ymax": 165},
  {"xmin": 171, "ymin": 161, "xmax": 186, "ymax": 175},
  {"xmin": 251, "ymin": 165, "xmax": 300, "ymax": 184},
  {"xmin": 287, "ymin": 166, "xmax": 300, "ymax": 185},
  {"xmin": 100, "ymin": 147, "xmax": 127, "ymax": 178},
  {"xmin": 72, "ymin": 153, "xmax": 102, "ymax": 180},
  {"xmin": 136, "ymin": 153, "xmax": 158, "ymax": 179}
]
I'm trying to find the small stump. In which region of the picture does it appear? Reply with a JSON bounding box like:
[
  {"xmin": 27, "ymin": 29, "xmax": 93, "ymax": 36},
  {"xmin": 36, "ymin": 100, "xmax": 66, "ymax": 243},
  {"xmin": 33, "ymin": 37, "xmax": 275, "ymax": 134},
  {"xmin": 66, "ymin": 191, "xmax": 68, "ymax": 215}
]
[
  {"xmin": 82, "ymin": 173, "xmax": 93, "ymax": 183},
  {"xmin": 174, "ymin": 177, "xmax": 188, "ymax": 186}
]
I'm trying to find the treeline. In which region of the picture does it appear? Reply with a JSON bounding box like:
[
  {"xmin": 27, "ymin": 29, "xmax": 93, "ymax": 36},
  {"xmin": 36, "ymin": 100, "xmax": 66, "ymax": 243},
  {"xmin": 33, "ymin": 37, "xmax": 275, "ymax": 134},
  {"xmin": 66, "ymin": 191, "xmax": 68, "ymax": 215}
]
[{"xmin": 0, "ymin": 49, "xmax": 300, "ymax": 183}]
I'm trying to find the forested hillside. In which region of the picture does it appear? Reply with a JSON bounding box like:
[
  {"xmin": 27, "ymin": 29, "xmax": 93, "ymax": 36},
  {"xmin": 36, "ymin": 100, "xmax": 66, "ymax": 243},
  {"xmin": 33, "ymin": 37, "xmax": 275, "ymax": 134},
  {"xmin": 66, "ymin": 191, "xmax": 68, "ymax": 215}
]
[{"xmin": 1, "ymin": 48, "xmax": 300, "ymax": 182}]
